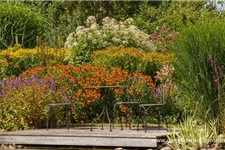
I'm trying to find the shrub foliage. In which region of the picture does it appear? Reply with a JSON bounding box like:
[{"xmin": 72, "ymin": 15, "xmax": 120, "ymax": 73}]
[
  {"xmin": 92, "ymin": 46, "xmax": 174, "ymax": 77},
  {"xmin": 0, "ymin": 75, "xmax": 62, "ymax": 131},
  {"xmin": 0, "ymin": 2, "xmax": 45, "ymax": 49},
  {"xmin": 0, "ymin": 44, "xmax": 68, "ymax": 79}
]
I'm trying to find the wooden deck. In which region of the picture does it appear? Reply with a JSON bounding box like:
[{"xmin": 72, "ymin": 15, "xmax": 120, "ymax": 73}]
[{"xmin": 0, "ymin": 126, "xmax": 169, "ymax": 149}]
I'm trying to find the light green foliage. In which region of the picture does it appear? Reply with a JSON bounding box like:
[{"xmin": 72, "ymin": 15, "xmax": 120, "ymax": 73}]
[
  {"xmin": 172, "ymin": 20, "xmax": 225, "ymax": 124},
  {"xmin": 65, "ymin": 16, "xmax": 155, "ymax": 65},
  {"xmin": 134, "ymin": 1, "xmax": 162, "ymax": 33},
  {"xmin": 0, "ymin": 2, "xmax": 45, "ymax": 49},
  {"xmin": 134, "ymin": 1, "xmax": 222, "ymax": 33}
]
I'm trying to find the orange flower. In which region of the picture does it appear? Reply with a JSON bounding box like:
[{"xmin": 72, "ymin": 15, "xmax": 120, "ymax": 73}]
[{"xmin": 20, "ymin": 64, "xmax": 156, "ymax": 122}]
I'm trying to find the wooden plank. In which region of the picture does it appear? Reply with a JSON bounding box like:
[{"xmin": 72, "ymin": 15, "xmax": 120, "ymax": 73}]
[
  {"xmin": 0, "ymin": 127, "xmax": 169, "ymax": 148},
  {"xmin": 0, "ymin": 135, "xmax": 157, "ymax": 148}
]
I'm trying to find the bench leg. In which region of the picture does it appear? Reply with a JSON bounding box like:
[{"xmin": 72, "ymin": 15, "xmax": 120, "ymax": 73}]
[
  {"xmin": 120, "ymin": 116, "xmax": 123, "ymax": 130},
  {"xmin": 137, "ymin": 107, "xmax": 142, "ymax": 131},
  {"xmin": 66, "ymin": 106, "xmax": 70, "ymax": 130},
  {"xmin": 158, "ymin": 109, "xmax": 161, "ymax": 130},
  {"xmin": 112, "ymin": 104, "xmax": 116, "ymax": 129},
  {"xmin": 46, "ymin": 106, "xmax": 52, "ymax": 131}
]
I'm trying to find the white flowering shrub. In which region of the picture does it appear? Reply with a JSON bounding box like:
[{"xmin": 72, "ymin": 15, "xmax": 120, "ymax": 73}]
[{"xmin": 64, "ymin": 16, "xmax": 155, "ymax": 65}]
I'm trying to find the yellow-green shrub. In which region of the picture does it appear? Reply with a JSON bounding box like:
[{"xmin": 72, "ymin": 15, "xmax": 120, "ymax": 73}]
[
  {"xmin": 0, "ymin": 44, "xmax": 68, "ymax": 79},
  {"xmin": 92, "ymin": 46, "xmax": 174, "ymax": 77},
  {"xmin": 0, "ymin": 75, "xmax": 63, "ymax": 131}
]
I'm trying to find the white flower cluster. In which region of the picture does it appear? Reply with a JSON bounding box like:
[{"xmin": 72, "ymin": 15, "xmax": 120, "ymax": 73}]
[{"xmin": 64, "ymin": 16, "xmax": 155, "ymax": 52}]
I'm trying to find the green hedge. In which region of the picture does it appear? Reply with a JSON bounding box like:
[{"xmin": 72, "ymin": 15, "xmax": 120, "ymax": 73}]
[{"xmin": 0, "ymin": 2, "xmax": 45, "ymax": 49}]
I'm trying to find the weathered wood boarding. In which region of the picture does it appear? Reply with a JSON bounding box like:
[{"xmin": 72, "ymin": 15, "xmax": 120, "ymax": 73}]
[{"xmin": 0, "ymin": 127, "xmax": 168, "ymax": 148}]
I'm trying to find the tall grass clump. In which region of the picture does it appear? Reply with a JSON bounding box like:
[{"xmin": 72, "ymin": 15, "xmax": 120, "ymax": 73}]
[{"xmin": 172, "ymin": 21, "xmax": 225, "ymax": 130}]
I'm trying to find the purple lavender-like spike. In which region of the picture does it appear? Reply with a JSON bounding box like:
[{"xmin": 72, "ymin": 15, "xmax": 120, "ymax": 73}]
[
  {"xmin": 208, "ymin": 53, "xmax": 223, "ymax": 90},
  {"xmin": 208, "ymin": 54, "xmax": 214, "ymax": 63},
  {"xmin": 49, "ymin": 77, "xmax": 57, "ymax": 92},
  {"xmin": 24, "ymin": 76, "xmax": 32, "ymax": 86},
  {"xmin": 218, "ymin": 66, "xmax": 223, "ymax": 76},
  {"xmin": 13, "ymin": 77, "xmax": 22, "ymax": 89}
]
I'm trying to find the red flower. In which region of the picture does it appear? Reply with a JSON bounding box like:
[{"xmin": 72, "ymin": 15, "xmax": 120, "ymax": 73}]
[
  {"xmin": 166, "ymin": 34, "xmax": 175, "ymax": 40},
  {"xmin": 160, "ymin": 27, "xmax": 167, "ymax": 33},
  {"xmin": 156, "ymin": 35, "xmax": 162, "ymax": 40},
  {"xmin": 152, "ymin": 32, "xmax": 158, "ymax": 38}
]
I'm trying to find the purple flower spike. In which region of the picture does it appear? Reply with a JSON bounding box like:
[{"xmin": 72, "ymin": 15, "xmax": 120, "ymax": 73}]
[{"xmin": 208, "ymin": 53, "xmax": 214, "ymax": 64}]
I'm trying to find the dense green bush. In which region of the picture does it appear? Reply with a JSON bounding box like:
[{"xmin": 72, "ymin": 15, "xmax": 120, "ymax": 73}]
[
  {"xmin": 24, "ymin": 1, "xmax": 143, "ymax": 47},
  {"xmin": 0, "ymin": 2, "xmax": 45, "ymax": 49},
  {"xmin": 8, "ymin": 1, "xmax": 218, "ymax": 48},
  {"xmin": 172, "ymin": 20, "xmax": 225, "ymax": 126}
]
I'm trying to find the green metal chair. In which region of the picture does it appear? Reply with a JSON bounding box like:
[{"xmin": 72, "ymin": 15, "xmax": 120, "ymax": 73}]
[
  {"xmin": 46, "ymin": 101, "xmax": 72, "ymax": 130},
  {"xmin": 113, "ymin": 75, "xmax": 147, "ymax": 130},
  {"xmin": 137, "ymin": 84, "xmax": 168, "ymax": 132},
  {"xmin": 46, "ymin": 81, "xmax": 76, "ymax": 131}
]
